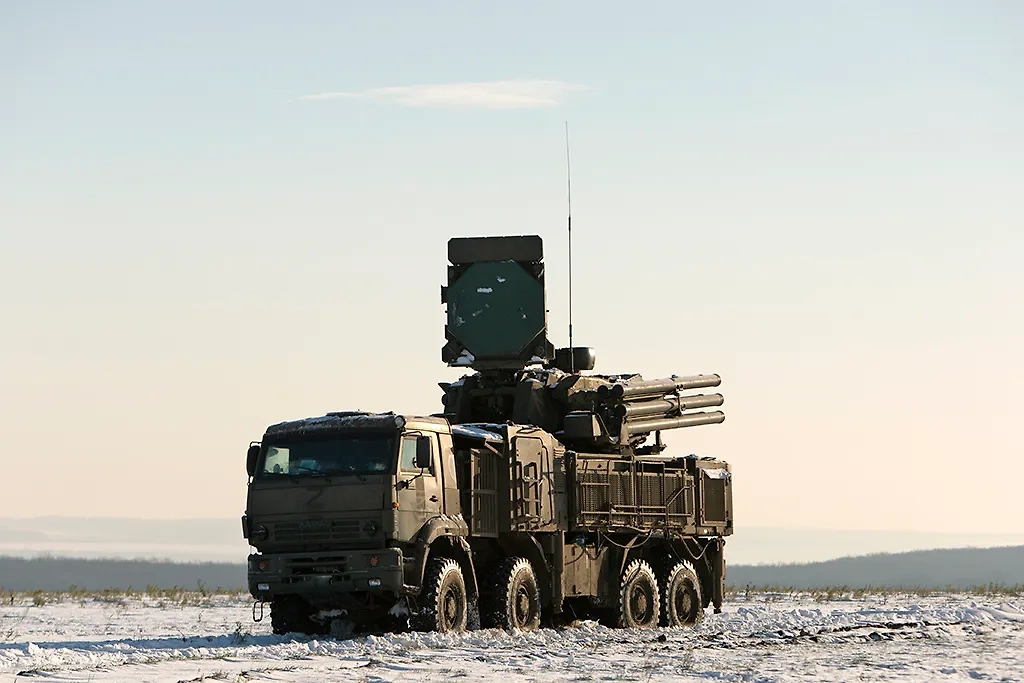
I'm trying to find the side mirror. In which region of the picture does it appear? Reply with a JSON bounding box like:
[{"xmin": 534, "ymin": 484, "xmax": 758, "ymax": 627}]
[
  {"xmin": 246, "ymin": 443, "xmax": 260, "ymax": 478},
  {"xmin": 414, "ymin": 436, "xmax": 432, "ymax": 470}
]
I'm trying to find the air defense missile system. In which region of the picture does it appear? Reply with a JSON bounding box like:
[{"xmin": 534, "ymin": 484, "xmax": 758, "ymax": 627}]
[{"xmin": 241, "ymin": 235, "xmax": 732, "ymax": 636}]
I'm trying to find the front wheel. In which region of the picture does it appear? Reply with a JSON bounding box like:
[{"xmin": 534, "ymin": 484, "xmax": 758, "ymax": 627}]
[
  {"xmin": 269, "ymin": 596, "xmax": 327, "ymax": 636},
  {"xmin": 412, "ymin": 557, "xmax": 468, "ymax": 633},
  {"xmin": 615, "ymin": 559, "xmax": 660, "ymax": 629}
]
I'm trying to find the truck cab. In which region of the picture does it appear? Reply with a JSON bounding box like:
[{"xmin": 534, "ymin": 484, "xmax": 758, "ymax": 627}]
[{"xmin": 242, "ymin": 411, "xmax": 469, "ymax": 634}]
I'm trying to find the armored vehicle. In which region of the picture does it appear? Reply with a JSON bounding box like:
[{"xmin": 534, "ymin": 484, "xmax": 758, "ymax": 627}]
[{"xmin": 242, "ymin": 235, "xmax": 732, "ymax": 635}]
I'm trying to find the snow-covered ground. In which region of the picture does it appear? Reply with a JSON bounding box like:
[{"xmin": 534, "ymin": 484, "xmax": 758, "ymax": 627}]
[{"xmin": 2, "ymin": 591, "xmax": 1022, "ymax": 682}]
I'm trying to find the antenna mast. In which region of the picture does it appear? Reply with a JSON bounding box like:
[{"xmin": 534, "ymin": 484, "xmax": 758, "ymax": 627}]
[{"xmin": 565, "ymin": 121, "xmax": 574, "ymax": 371}]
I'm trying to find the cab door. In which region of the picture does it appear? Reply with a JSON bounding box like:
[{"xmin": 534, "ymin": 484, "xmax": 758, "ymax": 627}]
[{"xmin": 396, "ymin": 433, "xmax": 442, "ymax": 535}]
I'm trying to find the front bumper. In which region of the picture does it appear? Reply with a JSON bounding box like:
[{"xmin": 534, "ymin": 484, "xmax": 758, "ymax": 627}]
[{"xmin": 247, "ymin": 547, "xmax": 404, "ymax": 599}]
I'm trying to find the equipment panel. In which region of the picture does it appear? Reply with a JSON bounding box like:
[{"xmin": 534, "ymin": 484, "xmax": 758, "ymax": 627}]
[{"xmin": 568, "ymin": 453, "xmax": 731, "ymax": 535}]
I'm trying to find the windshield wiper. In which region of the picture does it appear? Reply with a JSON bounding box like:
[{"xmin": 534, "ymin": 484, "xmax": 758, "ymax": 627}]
[
  {"xmin": 285, "ymin": 465, "xmax": 333, "ymax": 483},
  {"xmin": 329, "ymin": 468, "xmax": 373, "ymax": 480}
]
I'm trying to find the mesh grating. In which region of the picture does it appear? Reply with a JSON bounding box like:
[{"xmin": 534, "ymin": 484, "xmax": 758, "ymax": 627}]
[
  {"xmin": 702, "ymin": 474, "xmax": 727, "ymax": 523},
  {"xmin": 273, "ymin": 519, "xmax": 361, "ymax": 544}
]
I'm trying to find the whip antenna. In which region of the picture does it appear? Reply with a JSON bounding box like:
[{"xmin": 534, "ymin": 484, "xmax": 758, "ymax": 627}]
[{"xmin": 565, "ymin": 121, "xmax": 574, "ymax": 371}]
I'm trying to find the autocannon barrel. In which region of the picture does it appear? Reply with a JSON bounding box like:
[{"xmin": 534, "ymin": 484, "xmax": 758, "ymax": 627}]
[
  {"xmin": 598, "ymin": 374, "xmax": 722, "ymax": 401},
  {"xmin": 622, "ymin": 410, "xmax": 726, "ymax": 437},
  {"xmin": 612, "ymin": 393, "xmax": 724, "ymax": 419}
]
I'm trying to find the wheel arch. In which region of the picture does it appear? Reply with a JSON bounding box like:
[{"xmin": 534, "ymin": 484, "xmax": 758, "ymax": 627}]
[{"xmin": 410, "ymin": 517, "xmax": 478, "ymax": 599}]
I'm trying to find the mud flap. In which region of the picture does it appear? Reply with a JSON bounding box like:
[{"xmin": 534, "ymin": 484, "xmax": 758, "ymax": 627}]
[
  {"xmin": 711, "ymin": 537, "xmax": 725, "ymax": 613},
  {"xmin": 455, "ymin": 536, "xmax": 480, "ymax": 599}
]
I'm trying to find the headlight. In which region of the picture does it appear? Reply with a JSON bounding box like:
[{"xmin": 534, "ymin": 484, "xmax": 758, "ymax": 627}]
[
  {"xmin": 363, "ymin": 520, "xmax": 379, "ymax": 535},
  {"xmin": 254, "ymin": 525, "xmax": 269, "ymax": 541}
]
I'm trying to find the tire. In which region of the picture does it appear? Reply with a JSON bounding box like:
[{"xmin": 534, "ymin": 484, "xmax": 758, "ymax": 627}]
[
  {"xmin": 270, "ymin": 596, "xmax": 326, "ymax": 636},
  {"xmin": 615, "ymin": 559, "xmax": 660, "ymax": 629},
  {"xmin": 411, "ymin": 557, "xmax": 468, "ymax": 633},
  {"xmin": 660, "ymin": 559, "xmax": 703, "ymax": 627},
  {"xmin": 485, "ymin": 557, "xmax": 542, "ymax": 631}
]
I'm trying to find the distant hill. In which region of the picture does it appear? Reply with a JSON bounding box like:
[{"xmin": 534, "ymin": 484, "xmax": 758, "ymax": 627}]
[
  {"xmin": 725, "ymin": 545, "xmax": 1024, "ymax": 589},
  {"xmin": 2, "ymin": 545, "xmax": 1022, "ymax": 593}
]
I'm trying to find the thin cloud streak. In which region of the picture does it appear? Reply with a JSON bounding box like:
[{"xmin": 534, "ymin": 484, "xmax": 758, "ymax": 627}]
[{"xmin": 301, "ymin": 79, "xmax": 588, "ymax": 109}]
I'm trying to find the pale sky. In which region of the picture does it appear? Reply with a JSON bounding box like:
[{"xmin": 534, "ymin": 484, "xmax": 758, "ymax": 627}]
[{"xmin": 2, "ymin": 1, "xmax": 1022, "ymax": 536}]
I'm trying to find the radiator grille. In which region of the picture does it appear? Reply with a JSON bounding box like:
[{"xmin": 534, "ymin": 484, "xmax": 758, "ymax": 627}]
[
  {"xmin": 472, "ymin": 450, "xmax": 500, "ymax": 535},
  {"xmin": 273, "ymin": 519, "xmax": 361, "ymax": 544},
  {"xmin": 701, "ymin": 473, "xmax": 727, "ymax": 523},
  {"xmin": 579, "ymin": 470, "xmax": 609, "ymax": 511},
  {"xmin": 553, "ymin": 456, "xmax": 567, "ymax": 493}
]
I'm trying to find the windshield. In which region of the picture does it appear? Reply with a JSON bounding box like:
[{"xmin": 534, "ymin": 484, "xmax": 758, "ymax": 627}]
[{"xmin": 258, "ymin": 434, "xmax": 395, "ymax": 478}]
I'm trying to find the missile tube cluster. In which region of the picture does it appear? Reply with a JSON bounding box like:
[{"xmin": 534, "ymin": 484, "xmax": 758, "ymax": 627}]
[{"xmin": 596, "ymin": 374, "xmax": 725, "ymax": 440}]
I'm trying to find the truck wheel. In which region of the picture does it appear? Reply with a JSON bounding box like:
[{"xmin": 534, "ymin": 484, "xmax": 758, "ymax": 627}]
[
  {"xmin": 660, "ymin": 560, "xmax": 703, "ymax": 627},
  {"xmin": 616, "ymin": 559, "xmax": 660, "ymax": 629},
  {"xmin": 486, "ymin": 557, "xmax": 541, "ymax": 631},
  {"xmin": 412, "ymin": 557, "xmax": 468, "ymax": 633},
  {"xmin": 270, "ymin": 596, "xmax": 325, "ymax": 636}
]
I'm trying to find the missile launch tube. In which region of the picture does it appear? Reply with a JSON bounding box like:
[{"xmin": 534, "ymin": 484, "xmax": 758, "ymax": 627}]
[
  {"xmin": 613, "ymin": 393, "xmax": 724, "ymax": 419},
  {"xmin": 623, "ymin": 410, "xmax": 726, "ymax": 436},
  {"xmin": 599, "ymin": 374, "xmax": 722, "ymax": 400}
]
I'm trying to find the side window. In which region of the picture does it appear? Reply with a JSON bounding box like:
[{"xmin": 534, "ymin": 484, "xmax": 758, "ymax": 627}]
[
  {"xmin": 263, "ymin": 446, "xmax": 289, "ymax": 474},
  {"xmin": 400, "ymin": 435, "xmax": 435, "ymax": 475}
]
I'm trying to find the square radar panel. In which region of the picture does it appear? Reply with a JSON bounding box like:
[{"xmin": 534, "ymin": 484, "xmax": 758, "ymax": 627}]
[{"xmin": 442, "ymin": 236, "xmax": 553, "ymax": 368}]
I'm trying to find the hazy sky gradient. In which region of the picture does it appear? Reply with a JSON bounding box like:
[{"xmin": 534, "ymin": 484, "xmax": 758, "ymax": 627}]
[{"xmin": 3, "ymin": 2, "xmax": 1021, "ymax": 535}]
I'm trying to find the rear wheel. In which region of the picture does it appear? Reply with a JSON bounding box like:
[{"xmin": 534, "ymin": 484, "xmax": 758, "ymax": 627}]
[
  {"xmin": 660, "ymin": 560, "xmax": 703, "ymax": 627},
  {"xmin": 485, "ymin": 557, "xmax": 542, "ymax": 631},
  {"xmin": 615, "ymin": 559, "xmax": 660, "ymax": 629},
  {"xmin": 412, "ymin": 557, "xmax": 468, "ymax": 633}
]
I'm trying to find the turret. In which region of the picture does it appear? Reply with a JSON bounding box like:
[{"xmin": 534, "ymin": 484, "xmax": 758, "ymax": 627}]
[{"xmin": 438, "ymin": 235, "xmax": 724, "ymax": 455}]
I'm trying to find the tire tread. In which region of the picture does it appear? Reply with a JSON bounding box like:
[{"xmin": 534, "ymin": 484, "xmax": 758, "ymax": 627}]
[
  {"xmin": 616, "ymin": 558, "xmax": 660, "ymax": 629},
  {"xmin": 484, "ymin": 556, "xmax": 541, "ymax": 631},
  {"xmin": 411, "ymin": 557, "xmax": 468, "ymax": 633},
  {"xmin": 660, "ymin": 558, "xmax": 703, "ymax": 627}
]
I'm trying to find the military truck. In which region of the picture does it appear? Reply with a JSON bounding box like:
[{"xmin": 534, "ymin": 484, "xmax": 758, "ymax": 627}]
[{"xmin": 242, "ymin": 235, "xmax": 732, "ymax": 635}]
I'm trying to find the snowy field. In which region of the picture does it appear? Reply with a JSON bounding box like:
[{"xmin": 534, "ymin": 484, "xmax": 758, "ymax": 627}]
[{"xmin": 2, "ymin": 590, "xmax": 1022, "ymax": 682}]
